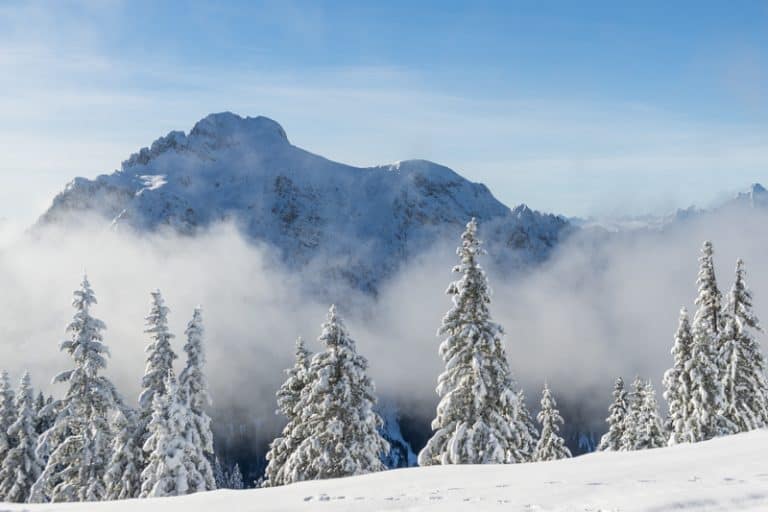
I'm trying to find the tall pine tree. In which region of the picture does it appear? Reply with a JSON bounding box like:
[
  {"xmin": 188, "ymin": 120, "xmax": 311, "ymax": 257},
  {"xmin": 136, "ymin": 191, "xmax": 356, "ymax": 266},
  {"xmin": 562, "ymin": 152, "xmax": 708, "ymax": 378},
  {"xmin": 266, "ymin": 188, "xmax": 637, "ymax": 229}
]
[
  {"xmin": 140, "ymin": 371, "xmax": 206, "ymax": 498},
  {"xmin": 0, "ymin": 371, "xmax": 41, "ymax": 502},
  {"xmin": 282, "ymin": 306, "xmax": 388, "ymax": 482},
  {"xmin": 263, "ymin": 336, "xmax": 311, "ymax": 487},
  {"xmin": 512, "ymin": 389, "xmax": 539, "ymax": 462},
  {"xmin": 135, "ymin": 290, "xmax": 178, "ymax": 479},
  {"xmin": 623, "ymin": 379, "xmax": 665, "ymax": 451},
  {"xmin": 30, "ymin": 276, "xmax": 121, "ymax": 502},
  {"xmin": 139, "ymin": 290, "xmax": 177, "ymax": 413},
  {"xmin": 0, "ymin": 370, "xmax": 16, "ymax": 472},
  {"xmin": 178, "ymin": 307, "xmax": 216, "ymax": 491},
  {"xmin": 104, "ymin": 408, "xmax": 143, "ymax": 500},
  {"xmin": 664, "ymin": 308, "xmax": 695, "ymax": 445},
  {"xmin": 419, "ymin": 218, "xmax": 527, "ymax": 466},
  {"xmin": 598, "ymin": 377, "xmax": 629, "ymax": 451},
  {"xmin": 719, "ymin": 259, "xmax": 768, "ymax": 431},
  {"xmin": 532, "ymin": 384, "xmax": 571, "ymax": 462},
  {"xmin": 688, "ymin": 242, "xmax": 735, "ymax": 440}
]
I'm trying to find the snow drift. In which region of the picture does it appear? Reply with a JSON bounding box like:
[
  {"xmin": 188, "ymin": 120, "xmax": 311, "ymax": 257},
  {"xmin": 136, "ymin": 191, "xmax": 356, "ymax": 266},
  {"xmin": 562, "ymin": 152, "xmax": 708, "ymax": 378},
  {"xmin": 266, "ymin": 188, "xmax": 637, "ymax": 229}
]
[{"xmin": 2, "ymin": 429, "xmax": 766, "ymax": 511}]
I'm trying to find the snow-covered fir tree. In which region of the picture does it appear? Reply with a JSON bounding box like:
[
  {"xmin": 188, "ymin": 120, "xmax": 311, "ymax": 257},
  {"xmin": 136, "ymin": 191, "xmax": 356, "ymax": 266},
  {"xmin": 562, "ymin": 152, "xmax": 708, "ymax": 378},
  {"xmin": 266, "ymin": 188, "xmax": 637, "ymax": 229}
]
[
  {"xmin": 688, "ymin": 241, "xmax": 735, "ymax": 440},
  {"xmin": 0, "ymin": 370, "xmax": 17, "ymax": 470},
  {"xmin": 135, "ymin": 290, "xmax": 178, "ymax": 480},
  {"xmin": 33, "ymin": 393, "xmax": 55, "ymax": 437},
  {"xmin": 140, "ymin": 371, "xmax": 206, "ymax": 498},
  {"xmin": 104, "ymin": 408, "xmax": 143, "ymax": 500},
  {"xmin": 513, "ymin": 389, "xmax": 539, "ymax": 462},
  {"xmin": 139, "ymin": 290, "xmax": 178, "ymax": 414},
  {"xmin": 263, "ymin": 336, "xmax": 311, "ymax": 487},
  {"xmin": 282, "ymin": 305, "xmax": 388, "ymax": 482},
  {"xmin": 598, "ymin": 377, "xmax": 629, "ymax": 451},
  {"xmin": 623, "ymin": 379, "xmax": 665, "ymax": 451},
  {"xmin": 0, "ymin": 371, "xmax": 41, "ymax": 502},
  {"xmin": 532, "ymin": 384, "xmax": 571, "ymax": 462},
  {"xmin": 213, "ymin": 456, "xmax": 226, "ymax": 489},
  {"xmin": 227, "ymin": 463, "xmax": 244, "ymax": 490},
  {"xmin": 178, "ymin": 307, "xmax": 216, "ymax": 491},
  {"xmin": 30, "ymin": 276, "xmax": 121, "ymax": 503},
  {"xmin": 664, "ymin": 308, "xmax": 695, "ymax": 445},
  {"xmin": 419, "ymin": 218, "xmax": 527, "ymax": 466},
  {"xmin": 719, "ymin": 259, "xmax": 768, "ymax": 431}
]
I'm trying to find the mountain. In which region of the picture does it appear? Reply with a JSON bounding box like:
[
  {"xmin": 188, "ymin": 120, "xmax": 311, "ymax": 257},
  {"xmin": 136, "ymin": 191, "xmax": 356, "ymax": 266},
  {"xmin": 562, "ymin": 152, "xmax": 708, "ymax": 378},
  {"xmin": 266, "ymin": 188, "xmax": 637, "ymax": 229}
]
[
  {"xmin": 573, "ymin": 182, "xmax": 768, "ymax": 233},
  {"xmin": 38, "ymin": 112, "xmax": 571, "ymax": 293}
]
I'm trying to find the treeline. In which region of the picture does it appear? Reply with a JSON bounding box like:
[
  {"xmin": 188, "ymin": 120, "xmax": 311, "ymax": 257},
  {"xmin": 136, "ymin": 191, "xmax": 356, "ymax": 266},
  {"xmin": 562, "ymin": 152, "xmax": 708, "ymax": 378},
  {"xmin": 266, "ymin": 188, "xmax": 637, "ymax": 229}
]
[
  {"xmin": 0, "ymin": 281, "xmax": 226, "ymax": 503},
  {"xmin": 0, "ymin": 219, "xmax": 766, "ymax": 503},
  {"xmin": 261, "ymin": 218, "xmax": 574, "ymax": 490},
  {"xmin": 598, "ymin": 241, "xmax": 768, "ymax": 451}
]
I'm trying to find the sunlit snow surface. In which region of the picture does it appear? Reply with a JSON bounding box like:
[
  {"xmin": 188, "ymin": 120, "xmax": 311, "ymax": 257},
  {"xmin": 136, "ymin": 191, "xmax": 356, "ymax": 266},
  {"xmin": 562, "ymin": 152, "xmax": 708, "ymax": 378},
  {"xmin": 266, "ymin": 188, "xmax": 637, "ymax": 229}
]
[{"xmin": 6, "ymin": 430, "xmax": 767, "ymax": 511}]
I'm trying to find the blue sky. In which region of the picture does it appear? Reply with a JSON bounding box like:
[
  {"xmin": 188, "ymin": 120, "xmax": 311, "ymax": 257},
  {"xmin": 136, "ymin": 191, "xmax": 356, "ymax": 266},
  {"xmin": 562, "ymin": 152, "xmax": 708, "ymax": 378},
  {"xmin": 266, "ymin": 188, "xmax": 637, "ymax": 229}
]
[{"xmin": 0, "ymin": 0, "xmax": 766, "ymax": 223}]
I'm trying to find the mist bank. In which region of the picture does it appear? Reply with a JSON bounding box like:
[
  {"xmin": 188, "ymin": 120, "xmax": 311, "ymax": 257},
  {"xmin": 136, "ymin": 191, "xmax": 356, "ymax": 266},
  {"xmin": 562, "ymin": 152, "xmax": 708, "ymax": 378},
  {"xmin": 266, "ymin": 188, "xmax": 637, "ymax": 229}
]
[{"xmin": 0, "ymin": 207, "xmax": 767, "ymax": 447}]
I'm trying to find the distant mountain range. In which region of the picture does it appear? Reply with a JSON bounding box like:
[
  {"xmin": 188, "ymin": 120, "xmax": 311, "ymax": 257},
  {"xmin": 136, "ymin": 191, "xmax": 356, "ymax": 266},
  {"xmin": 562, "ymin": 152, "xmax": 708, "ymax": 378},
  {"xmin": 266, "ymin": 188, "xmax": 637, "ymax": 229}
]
[
  {"xmin": 37, "ymin": 112, "xmax": 571, "ymax": 294},
  {"xmin": 573, "ymin": 183, "xmax": 768, "ymax": 232}
]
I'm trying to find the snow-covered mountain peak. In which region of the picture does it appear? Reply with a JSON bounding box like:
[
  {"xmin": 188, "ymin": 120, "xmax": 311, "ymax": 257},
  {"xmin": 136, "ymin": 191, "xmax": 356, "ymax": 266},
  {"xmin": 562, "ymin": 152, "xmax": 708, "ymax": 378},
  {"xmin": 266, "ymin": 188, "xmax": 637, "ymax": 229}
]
[
  {"xmin": 747, "ymin": 182, "xmax": 768, "ymax": 207},
  {"xmin": 38, "ymin": 112, "xmax": 571, "ymax": 293},
  {"xmin": 188, "ymin": 112, "xmax": 289, "ymax": 148},
  {"xmin": 122, "ymin": 112, "xmax": 289, "ymax": 170},
  {"xmin": 721, "ymin": 181, "xmax": 768, "ymax": 211}
]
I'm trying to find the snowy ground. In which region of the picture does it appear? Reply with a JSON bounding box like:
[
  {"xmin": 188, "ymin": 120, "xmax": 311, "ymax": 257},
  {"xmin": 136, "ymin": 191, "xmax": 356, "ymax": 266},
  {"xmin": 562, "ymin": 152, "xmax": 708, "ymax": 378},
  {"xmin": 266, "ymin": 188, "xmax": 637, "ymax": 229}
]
[{"xmin": 5, "ymin": 430, "xmax": 768, "ymax": 511}]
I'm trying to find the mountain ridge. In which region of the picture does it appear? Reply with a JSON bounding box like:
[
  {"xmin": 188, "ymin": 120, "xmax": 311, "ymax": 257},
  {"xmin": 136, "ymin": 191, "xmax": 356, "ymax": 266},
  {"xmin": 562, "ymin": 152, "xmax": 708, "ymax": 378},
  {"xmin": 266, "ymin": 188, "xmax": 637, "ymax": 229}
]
[{"xmin": 38, "ymin": 112, "xmax": 571, "ymax": 293}]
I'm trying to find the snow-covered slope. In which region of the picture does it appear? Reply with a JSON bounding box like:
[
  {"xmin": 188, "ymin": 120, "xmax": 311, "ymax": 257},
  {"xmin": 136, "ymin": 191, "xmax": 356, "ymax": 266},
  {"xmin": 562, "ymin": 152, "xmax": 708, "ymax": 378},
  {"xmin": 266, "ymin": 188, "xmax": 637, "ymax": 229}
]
[
  {"xmin": 6, "ymin": 430, "xmax": 768, "ymax": 511},
  {"xmin": 37, "ymin": 112, "xmax": 570, "ymax": 293}
]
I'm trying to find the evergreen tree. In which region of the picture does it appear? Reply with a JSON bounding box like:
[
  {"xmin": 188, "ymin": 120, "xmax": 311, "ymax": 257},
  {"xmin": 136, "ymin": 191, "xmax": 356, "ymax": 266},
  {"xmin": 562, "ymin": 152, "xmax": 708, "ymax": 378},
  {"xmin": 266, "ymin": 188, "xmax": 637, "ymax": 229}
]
[
  {"xmin": 513, "ymin": 389, "xmax": 539, "ymax": 462},
  {"xmin": 0, "ymin": 371, "xmax": 41, "ymax": 502},
  {"xmin": 598, "ymin": 377, "xmax": 629, "ymax": 451},
  {"xmin": 532, "ymin": 385, "xmax": 571, "ymax": 462},
  {"xmin": 139, "ymin": 290, "xmax": 177, "ymax": 414},
  {"xmin": 178, "ymin": 307, "xmax": 216, "ymax": 491},
  {"xmin": 30, "ymin": 276, "xmax": 121, "ymax": 502},
  {"xmin": 213, "ymin": 456, "xmax": 226, "ymax": 489},
  {"xmin": 0, "ymin": 370, "xmax": 17, "ymax": 470},
  {"xmin": 227, "ymin": 463, "xmax": 244, "ymax": 490},
  {"xmin": 104, "ymin": 408, "xmax": 143, "ymax": 500},
  {"xmin": 33, "ymin": 393, "xmax": 55, "ymax": 437},
  {"xmin": 135, "ymin": 290, "xmax": 177, "ymax": 479},
  {"xmin": 720, "ymin": 259, "xmax": 768, "ymax": 431},
  {"xmin": 282, "ymin": 306, "xmax": 388, "ymax": 482},
  {"xmin": 687, "ymin": 241, "xmax": 734, "ymax": 440},
  {"xmin": 623, "ymin": 379, "xmax": 665, "ymax": 451},
  {"xmin": 664, "ymin": 308, "xmax": 695, "ymax": 445},
  {"xmin": 419, "ymin": 218, "xmax": 526, "ymax": 466},
  {"xmin": 140, "ymin": 371, "xmax": 205, "ymax": 498},
  {"xmin": 620, "ymin": 377, "xmax": 642, "ymax": 451},
  {"xmin": 263, "ymin": 337, "xmax": 311, "ymax": 487}
]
